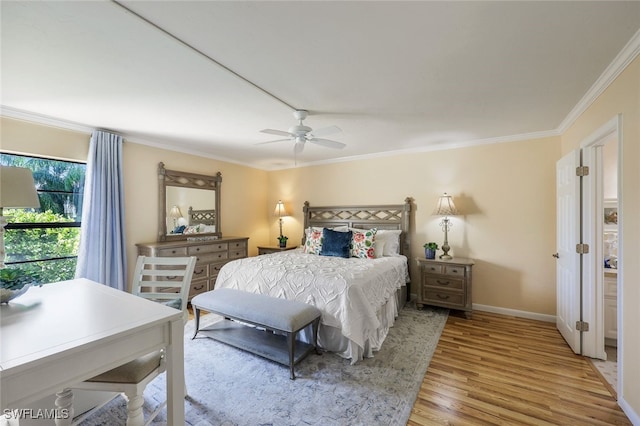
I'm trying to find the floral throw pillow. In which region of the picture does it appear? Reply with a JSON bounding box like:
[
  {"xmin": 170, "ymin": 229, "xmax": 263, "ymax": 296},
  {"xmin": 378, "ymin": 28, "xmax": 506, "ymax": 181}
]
[
  {"xmin": 304, "ymin": 227, "xmax": 324, "ymax": 254},
  {"xmin": 351, "ymin": 228, "xmax": 377, "ymax": 259}
]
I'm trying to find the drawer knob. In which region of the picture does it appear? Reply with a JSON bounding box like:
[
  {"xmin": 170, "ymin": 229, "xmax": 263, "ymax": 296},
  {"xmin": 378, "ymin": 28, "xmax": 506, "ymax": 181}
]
[
  {"xmin": 437, "ymin": 294, "xmax": 450, "ymax": 300},
  {"xmin": 437, "ymin": 280, "xmax": 450, "ymax": 285},
  {"xmin": 194, "ymin": 284, "xmax": 205, "ymax": 291},
  {"xmin": 194, "ymin": 269, "xmax": 205, "ymax": 275}
]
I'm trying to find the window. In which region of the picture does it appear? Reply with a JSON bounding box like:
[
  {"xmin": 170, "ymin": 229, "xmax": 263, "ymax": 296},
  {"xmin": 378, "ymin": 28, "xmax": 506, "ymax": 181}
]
[{"xmin": 1, "ymin": 154, "xmax": 86, "ymax": 284}]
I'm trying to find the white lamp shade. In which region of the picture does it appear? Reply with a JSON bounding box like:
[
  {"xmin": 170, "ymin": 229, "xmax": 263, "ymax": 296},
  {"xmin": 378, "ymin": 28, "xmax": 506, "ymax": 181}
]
[
  {"xmin": 273, "ymin": 200, "xmax": 288, "ymax": 217},
  {"xmin": 0, "ymin": 166, "xmax": 40, "ymax": 209},
  {"xmin": 169, "ymin": 205, "xmax": 183, "ymax": 218},
  {"xmin": 433, "ymin": 193, "xmax": 458, "ymax": 216}
]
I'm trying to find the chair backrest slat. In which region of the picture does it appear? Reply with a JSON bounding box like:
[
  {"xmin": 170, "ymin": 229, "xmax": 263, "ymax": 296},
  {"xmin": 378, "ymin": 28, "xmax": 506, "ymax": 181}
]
[{"xmin": 132, "ymin": 255, "xmax": 197, "ymax": 323}]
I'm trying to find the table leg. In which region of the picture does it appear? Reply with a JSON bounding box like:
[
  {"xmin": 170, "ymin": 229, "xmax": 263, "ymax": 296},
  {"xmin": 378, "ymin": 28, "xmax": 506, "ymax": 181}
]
[
  {"xmin": 165, "ymin": 318, "xmax": 185, "ymax": 424},
  {"xmin": 54, "ymin": 388, "xmax": 74, "ymax": 426}
]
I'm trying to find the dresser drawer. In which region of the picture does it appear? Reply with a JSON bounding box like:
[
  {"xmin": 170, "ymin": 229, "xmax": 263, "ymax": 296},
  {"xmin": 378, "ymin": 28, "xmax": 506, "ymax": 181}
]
[
  {"xmin": 229, "ymin": 248, "xmax": 247, "ymax": 259},
  {"xmin": 422, "ymin": 264, "xmax": 443, "ymax": 274},
  {"xmin": 423, "ymin": 288, "xmax": 465, "ymax": 307},
  {"xmin": 189, "ymin": 279, "xmax": 209, "ymax": 299},
  {"xmin": 229, "ymin": 241, "xmax": 247, "ymax": 251},
  {"xmin": 194, "ymin": 252, "xmax": 228, "ymax": 263},
  {"xmin": 157, "ymin": 247, "xmax": 188, "ymax": 257},
  {"xmin": 443, "ymin": 265, "xmax": 466, "ymax": 277},
  {"xmin": 192, "ymin": 264, "xmax": 209, "ymax": 280},
  {"xmin": 210, "ymin": 261, "xmax": 226, "ymax": 276},
  {"xmin": 188, "ymin": 243, "xmax": 228, "ymax": 255},
  {"xmin": 425, "ymin": 276, "xmax": 464, "ymax": 291}
]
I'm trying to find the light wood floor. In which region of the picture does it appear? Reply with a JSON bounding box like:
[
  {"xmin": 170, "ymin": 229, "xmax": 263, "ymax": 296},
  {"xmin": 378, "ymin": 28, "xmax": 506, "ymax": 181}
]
[{"xmin": 408, "ymin": 311, "xmax": 631, "ymax": 425}]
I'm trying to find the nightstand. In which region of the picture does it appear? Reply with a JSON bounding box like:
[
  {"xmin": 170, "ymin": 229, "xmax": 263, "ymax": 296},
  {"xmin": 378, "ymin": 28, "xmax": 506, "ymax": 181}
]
[
  {"xmin": 416, "ymin": 257, "xmax": 474, "ymax": 319},
  {"xmin": 257, "ymin": 246, "xmax": 298, "ymax": 255}
]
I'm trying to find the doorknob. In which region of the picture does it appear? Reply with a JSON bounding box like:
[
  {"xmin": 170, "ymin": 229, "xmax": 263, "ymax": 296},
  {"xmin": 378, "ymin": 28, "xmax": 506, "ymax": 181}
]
[{"xmin": 552, "ymin": 253, "xmax": 559, "ymax": 258}]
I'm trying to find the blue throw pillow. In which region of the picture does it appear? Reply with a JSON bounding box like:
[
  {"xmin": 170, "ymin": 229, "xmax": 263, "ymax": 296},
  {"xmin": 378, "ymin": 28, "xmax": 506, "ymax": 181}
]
[{"xmin": 320, "ymin": 228, "xmax": 352, "ymax": 258}]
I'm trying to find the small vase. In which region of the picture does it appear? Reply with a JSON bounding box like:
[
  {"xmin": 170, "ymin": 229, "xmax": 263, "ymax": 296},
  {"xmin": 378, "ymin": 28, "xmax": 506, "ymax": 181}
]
[
  {"xmin": 425, "ymin": 248, "xmax": 436, "ymax": 259},
  {"xmin": 279, "ymin": 241, "xmax": 287, "ymax": 248}
]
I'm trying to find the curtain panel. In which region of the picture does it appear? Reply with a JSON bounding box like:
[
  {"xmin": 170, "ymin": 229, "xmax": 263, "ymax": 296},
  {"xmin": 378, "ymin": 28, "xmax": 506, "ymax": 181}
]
[{"xmin": 75, "ymin": 130, "xmax": 127, "ymax": 291}]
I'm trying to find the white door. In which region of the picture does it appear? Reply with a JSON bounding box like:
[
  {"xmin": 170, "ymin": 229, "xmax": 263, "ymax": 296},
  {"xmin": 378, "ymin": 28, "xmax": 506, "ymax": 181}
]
[{"xmin": 556, "ymin": 150, "xmax": 582, "ymax": 354}]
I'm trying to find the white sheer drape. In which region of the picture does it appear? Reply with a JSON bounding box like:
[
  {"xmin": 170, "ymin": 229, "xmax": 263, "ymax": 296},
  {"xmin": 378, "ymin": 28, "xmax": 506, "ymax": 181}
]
[{"xmin": 75, "ymin": 130, "xmax": 127, "ymax": 290}]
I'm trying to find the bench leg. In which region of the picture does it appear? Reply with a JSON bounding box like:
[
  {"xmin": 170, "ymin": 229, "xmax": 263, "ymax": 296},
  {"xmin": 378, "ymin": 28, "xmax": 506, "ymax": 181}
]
[
  {"xmin": 287, "ymin": 332, "xmax": 295, "ymax": 380},
  {"xmin": 312, "ymin": 317, "xmax": 322, "ymax": 355},
  {"xmin": 192, "ymin": 307, "xmax": 201, "ymax": 339}
]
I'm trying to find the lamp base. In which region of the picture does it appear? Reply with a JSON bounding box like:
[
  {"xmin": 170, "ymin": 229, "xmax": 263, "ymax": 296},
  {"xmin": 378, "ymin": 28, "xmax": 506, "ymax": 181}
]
[{"xmin": 439, "ymin": 254, "xmax": 453, "ymax": 260}]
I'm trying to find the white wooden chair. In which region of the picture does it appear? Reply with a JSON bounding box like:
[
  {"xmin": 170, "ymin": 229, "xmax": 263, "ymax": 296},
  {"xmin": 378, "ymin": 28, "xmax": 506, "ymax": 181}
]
[{"xmin": 73, "ymin": 255, "xmax": 196, "ymax": 426}]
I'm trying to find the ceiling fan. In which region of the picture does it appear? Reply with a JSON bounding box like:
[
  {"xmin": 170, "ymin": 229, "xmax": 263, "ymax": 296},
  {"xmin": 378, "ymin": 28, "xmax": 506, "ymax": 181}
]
[{"xmin": 258, "ymin": 110, "xmax": 345, "ymax": 154}]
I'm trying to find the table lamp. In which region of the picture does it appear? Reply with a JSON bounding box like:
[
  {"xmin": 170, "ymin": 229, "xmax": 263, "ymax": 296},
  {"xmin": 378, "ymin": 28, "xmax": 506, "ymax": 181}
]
[
  {"xmin": 273, "ymin": 200, "xmax": 289, "ymax": 239},
  {"xmin": 169, "ymin": 205, "xmax": 183, "ymax": 229},
  {"xmin": 1, "ymin": 166, "xmax": 41, "ymax": 267},
  {"xmin": 432, "ymin": 192, "xmax": 458, "ymax": 260}
]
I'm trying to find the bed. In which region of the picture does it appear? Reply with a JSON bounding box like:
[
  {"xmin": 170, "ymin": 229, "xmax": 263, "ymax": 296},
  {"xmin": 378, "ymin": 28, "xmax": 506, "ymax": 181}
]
[
  {"xmin": 172, "ymin": 207, "xmax": 217, "ymax": 235},
  {"xmin": 214, "ymin": 199, "xmax": 413, "ymax": 364}
]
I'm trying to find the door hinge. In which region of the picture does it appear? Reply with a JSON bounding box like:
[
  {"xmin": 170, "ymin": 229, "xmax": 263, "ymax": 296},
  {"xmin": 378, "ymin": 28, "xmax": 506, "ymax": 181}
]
[
  {"xmin": 576, "ymin": 243, "xmax": 590, "ymax": 254},
  {"xmin": 576, "ymin": 166, "xmax": 590, "ymax": 176},
  {"xmin": 576, "ymin": 321, "xmax": 590, "ymax": 332}
]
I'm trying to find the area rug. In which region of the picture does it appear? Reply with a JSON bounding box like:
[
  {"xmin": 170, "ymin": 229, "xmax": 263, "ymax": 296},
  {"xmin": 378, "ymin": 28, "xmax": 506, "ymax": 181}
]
[{"xmin": 77, "ymin": 304, "xmax": 448, "ymax": 426}]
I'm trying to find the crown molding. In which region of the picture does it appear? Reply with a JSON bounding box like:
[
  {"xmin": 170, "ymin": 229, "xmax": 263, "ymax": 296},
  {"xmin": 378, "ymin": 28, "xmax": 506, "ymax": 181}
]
[
  {"xmin": 1, "ymin": 106, "xmax": 96, "ymax": 134},
  {"xmin": 557, "ymin": 28, "xmax": 640, "ymax": 133},
  {"xmin": 274, "ymin": 129, "xmax": 560, "ymax": 171}
]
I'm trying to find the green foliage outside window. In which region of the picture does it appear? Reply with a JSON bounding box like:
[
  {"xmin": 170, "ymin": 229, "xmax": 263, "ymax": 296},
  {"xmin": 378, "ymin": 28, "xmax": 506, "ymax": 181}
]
[
  {"xmin": 4, "ymin": 210, "xmax": 80, "ymax": 283},
  {"xmin": 1, "ymin": 153, "xmax": 85, "ymax": 284}
]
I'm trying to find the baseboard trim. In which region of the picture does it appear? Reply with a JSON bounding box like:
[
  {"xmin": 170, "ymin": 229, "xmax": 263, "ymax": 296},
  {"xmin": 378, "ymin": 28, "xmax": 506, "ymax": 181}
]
[
  {"xmin": 618, "ymin": 397, "xmax": 640, "ymax": 426},
  {"xmin": 473, "ymin": 304, "xmax": 556, "ymax": 323}
]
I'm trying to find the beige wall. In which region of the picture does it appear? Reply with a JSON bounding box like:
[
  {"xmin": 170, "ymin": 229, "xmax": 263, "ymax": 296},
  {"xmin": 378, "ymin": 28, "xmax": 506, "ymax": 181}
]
[
  {"xmin": 269, "ymin": 136, "xmax": 560, "ymax": 315},
  {"xmin": 560, "ymin": 56, "xmax": 640, "ymax": 418}
]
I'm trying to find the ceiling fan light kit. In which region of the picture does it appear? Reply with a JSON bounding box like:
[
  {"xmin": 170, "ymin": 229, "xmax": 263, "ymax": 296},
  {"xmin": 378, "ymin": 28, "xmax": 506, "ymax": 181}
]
[{"xmin": 259, "ymin": 110, "xmax": 346, "ymax": 155}]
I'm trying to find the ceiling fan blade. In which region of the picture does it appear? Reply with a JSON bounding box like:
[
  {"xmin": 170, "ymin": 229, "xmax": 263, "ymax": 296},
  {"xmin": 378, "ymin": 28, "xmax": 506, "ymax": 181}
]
[
  {"xmin": 309, "ymin": 138, "xmax": 346, "ymax": 149},
  {"xmin": 294, "ymin": 141, "xmax": 305, "ymax": 154},
  {"xmin": 260, "ymin": 129, "xmax": 293, "ymax": 137},
  {"xmin": 255, "ymin": 138, "xmax": 291, "ymax": 145},
  {"xmin": 309, "ymin": 125, "xmax": 342, "ymax": 138}
]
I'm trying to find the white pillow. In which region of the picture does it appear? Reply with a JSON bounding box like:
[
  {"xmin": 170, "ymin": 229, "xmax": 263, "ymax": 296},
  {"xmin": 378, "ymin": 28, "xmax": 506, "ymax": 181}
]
[
  {"xmin": 376, "ymin": 229, "xmax": 402, "ymax": 256},
  {"xmin": 374, "ymin": 240, "xmax": 386, "ymax": 258},
  {"xmin": 331, "ymin": 225, "xmax": 350, "ymax": 232}
]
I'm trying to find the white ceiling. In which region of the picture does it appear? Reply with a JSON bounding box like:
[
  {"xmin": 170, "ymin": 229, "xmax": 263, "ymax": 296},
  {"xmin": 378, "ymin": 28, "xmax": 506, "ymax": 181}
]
[{"xmin": 2, "ymin": 1, "xmax": 639, "ymax": 170}]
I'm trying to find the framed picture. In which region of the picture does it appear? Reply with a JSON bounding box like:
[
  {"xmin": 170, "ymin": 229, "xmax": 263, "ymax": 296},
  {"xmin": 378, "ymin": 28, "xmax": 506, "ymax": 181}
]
[{"xmin": 604, "ymin": 199, "xmax": 618, "ymax": 230}]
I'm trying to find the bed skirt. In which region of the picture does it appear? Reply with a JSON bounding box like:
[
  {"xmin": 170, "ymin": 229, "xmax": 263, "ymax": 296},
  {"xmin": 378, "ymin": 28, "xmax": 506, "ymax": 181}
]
[{"xmin": 299, "ymin": 285, "xmax": 406, "ymax": 364}]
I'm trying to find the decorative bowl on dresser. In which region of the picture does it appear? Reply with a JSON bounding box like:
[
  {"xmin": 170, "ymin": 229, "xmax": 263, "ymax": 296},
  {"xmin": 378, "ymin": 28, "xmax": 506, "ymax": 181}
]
[
  {"xmin": 137, "ymin": 237, "xmax": 248, "ymax": 300},
  {"xmin": 416, "ymin": 257, "xmax": 474, "ymax": 319}
]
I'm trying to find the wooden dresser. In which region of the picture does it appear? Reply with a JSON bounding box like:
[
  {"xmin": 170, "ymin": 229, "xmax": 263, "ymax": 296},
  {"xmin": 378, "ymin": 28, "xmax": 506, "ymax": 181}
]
[
  {"xmin": 416, "ymin": 257, "xmax": 474, "ymax": 319},
  {"xmin": 136, "ymin": 237, "xmax": 248, "ymax": 300}
]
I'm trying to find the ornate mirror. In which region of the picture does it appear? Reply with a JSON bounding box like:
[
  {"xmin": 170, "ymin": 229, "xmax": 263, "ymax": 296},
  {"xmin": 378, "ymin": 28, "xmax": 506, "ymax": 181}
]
[{"xmin": 157, "ymin": 162, "xmax": 221, "ymax": 241}]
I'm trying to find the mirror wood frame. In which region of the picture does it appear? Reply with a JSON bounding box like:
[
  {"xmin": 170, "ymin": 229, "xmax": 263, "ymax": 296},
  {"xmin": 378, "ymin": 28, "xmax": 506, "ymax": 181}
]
[{"xmin": 157, "ymin": 162, "xmax": 222, "ymax": 242}]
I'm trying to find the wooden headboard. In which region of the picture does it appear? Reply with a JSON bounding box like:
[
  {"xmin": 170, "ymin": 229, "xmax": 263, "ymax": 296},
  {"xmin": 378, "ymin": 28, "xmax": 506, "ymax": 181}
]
[
  {"xmin": 188, "ymin": 207, "xmax": 216, "ymax": 225},
  {"xmin": 302, "ymin": 198, "xmax": 413, "ymax": 258}
]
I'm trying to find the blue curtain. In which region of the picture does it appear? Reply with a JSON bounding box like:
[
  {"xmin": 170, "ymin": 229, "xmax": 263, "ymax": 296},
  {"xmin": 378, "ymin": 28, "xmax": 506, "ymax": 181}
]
[{"xmin": 75, "ymin": 130, "xmax": 127, "ymax": 291}]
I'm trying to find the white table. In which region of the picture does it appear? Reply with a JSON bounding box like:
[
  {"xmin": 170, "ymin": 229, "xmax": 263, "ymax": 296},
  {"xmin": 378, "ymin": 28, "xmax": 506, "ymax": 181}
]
[{"xmin": 0, "ymin": 278, "xmax": 185, "ymax": 425}]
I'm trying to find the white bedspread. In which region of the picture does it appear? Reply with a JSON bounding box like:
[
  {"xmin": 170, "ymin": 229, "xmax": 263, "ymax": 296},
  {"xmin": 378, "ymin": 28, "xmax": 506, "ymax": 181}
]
[{"xmin": 214, "ymin": 249, "xmax": 408, "ymax": 358}]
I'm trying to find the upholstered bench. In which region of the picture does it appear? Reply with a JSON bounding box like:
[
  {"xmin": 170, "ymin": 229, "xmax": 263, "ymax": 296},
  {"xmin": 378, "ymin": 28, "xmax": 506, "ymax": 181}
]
[{"xmin": 191, "ymin": 288, "xmax": 322, "ymax": 379}]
